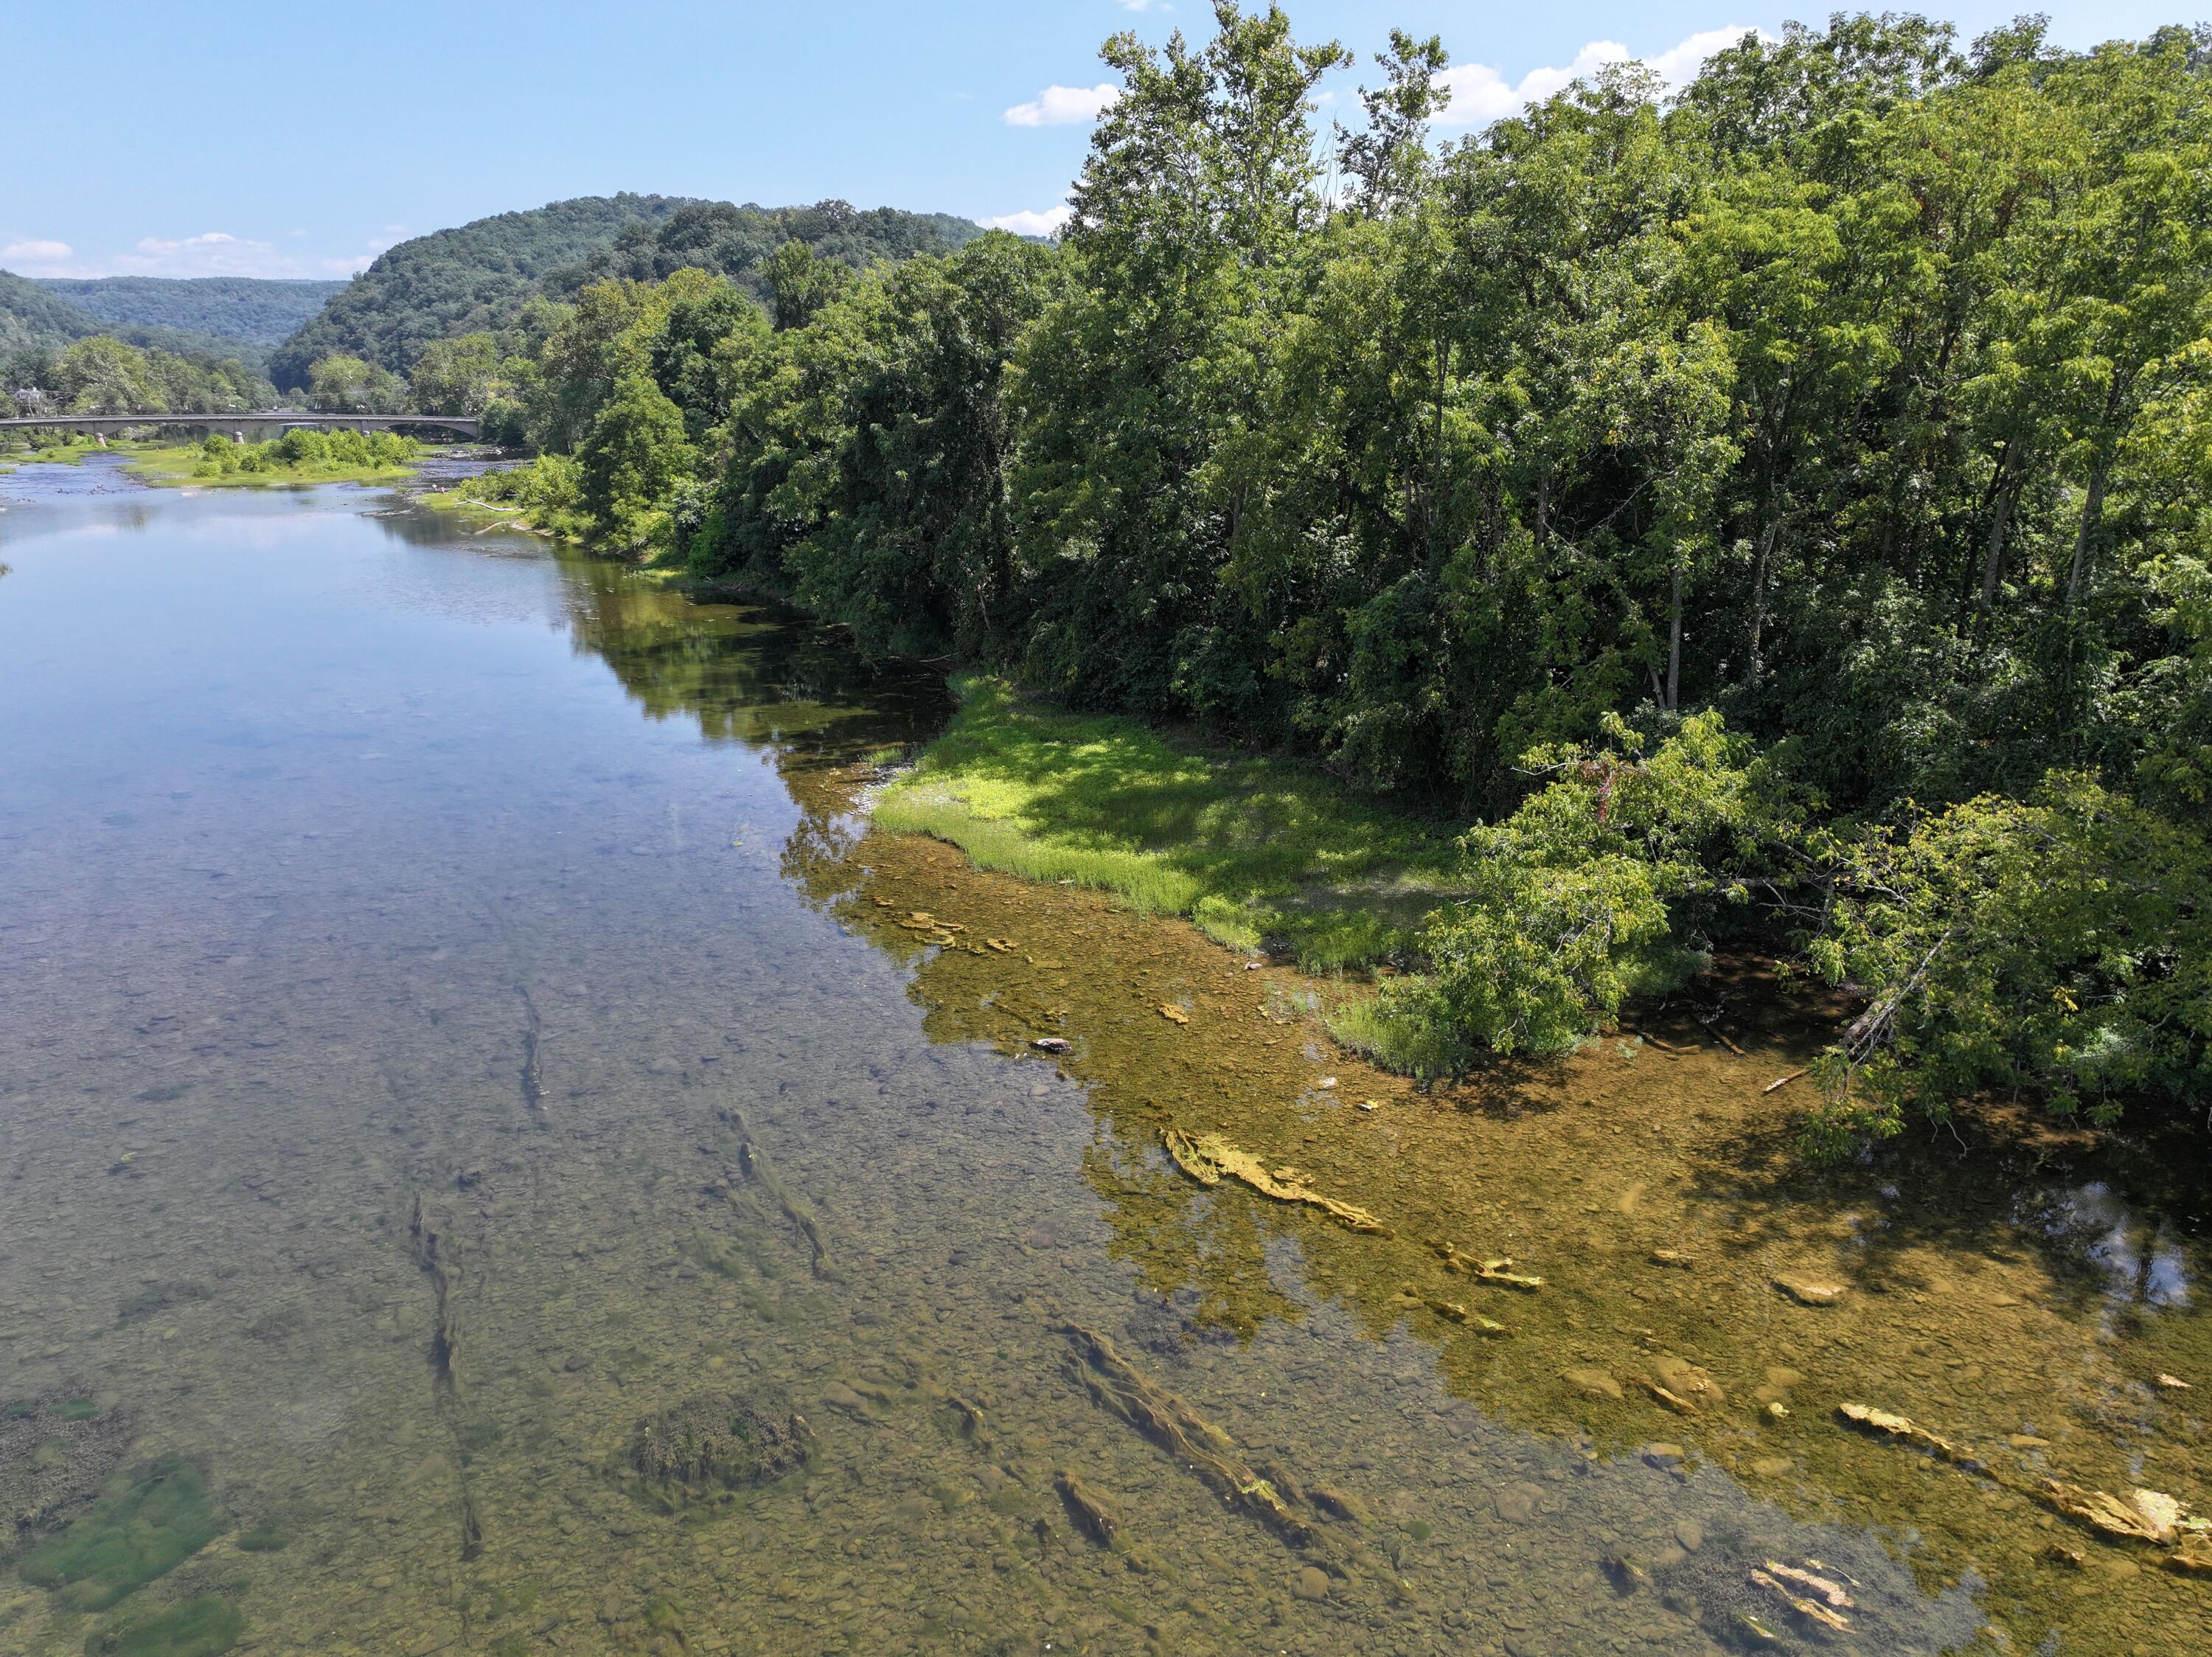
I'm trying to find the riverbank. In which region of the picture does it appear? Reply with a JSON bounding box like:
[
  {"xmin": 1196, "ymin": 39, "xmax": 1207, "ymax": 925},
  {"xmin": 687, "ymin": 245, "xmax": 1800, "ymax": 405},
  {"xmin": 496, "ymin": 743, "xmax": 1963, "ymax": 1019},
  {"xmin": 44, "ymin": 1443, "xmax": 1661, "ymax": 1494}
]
[
  {"xmin": 872, "ymin": 675, "xmax": 1464, "ymax": 974},
  {"xmin": 0, "ymin": 435, "xmax": 103, "ymax": 471},
  {"xmin": 825, "ymin": 720, "xmax": 2212, "ymax": 1653}
]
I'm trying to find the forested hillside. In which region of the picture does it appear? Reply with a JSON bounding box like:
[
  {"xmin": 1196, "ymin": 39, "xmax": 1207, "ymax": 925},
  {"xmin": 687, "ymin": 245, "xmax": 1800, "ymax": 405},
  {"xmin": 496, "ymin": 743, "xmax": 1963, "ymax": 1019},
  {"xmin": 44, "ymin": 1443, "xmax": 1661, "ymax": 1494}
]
[
  {"xmin": 553, "ymin": 199, "xmax": 988, "ymax": 296},
  {"xmin": 268, "ymin": 195, "xmax": 698, "ymax": 387},
  {"xmin": 1, "ymin": 271, "xmax": 279, "ymax": 382},
  {"xmin": 38, "ymin": 277, "xmax": 346, "ymax": 347},
  {"xmin": 0, "ymin": 332, "xmax": 272, "ymax": 417},
  {"xmin": 272, "ymin": 195, "xmax": 991, "ymax": 389},
  {"xmin": 0, "ymin": 270, "xmax": 100, "ymax": 359},
  {"xmin": 399, "ymin": 9, "xmax": 2212, "ymax": 1148}
]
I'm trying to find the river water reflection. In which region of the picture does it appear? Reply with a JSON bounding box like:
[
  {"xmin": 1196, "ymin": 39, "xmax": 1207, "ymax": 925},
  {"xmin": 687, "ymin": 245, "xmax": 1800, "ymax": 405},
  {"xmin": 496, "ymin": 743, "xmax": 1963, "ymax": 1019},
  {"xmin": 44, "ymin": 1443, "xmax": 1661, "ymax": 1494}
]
[{"xmin": 0, "ymin": 463, "xmax": 2202, "ymax": 1655}]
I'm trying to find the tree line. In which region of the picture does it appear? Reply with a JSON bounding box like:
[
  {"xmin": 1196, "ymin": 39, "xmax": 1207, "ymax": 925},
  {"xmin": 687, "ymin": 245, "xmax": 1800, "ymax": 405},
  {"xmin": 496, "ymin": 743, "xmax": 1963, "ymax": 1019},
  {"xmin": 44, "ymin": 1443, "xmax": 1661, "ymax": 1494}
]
[
  {"xmin": 1, "ymin": 335, "xmax": 272, "ymax": 419},
  {"xmin": 388, "ymin": 10, "xmax": 2212, "ymax": 1144}
]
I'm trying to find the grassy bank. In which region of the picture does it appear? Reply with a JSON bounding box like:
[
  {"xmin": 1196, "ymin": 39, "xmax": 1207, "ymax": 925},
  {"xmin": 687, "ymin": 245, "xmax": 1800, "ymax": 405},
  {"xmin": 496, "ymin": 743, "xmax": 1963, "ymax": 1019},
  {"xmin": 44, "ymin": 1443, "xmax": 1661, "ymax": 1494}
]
[
  {"xmin": 126, "ymin": 431, "xmax": 421, "ymax": 490},
  {"xmin": 0, "ymin": 434, "xmax": 106, "ymax": 470},
  {"xmin": 872, "ymin": 676, "xmax": 1463, "ymax": 974},
  {"xmin": 422, "ymin": 454, "xmax": 587, "ymax": 540}
]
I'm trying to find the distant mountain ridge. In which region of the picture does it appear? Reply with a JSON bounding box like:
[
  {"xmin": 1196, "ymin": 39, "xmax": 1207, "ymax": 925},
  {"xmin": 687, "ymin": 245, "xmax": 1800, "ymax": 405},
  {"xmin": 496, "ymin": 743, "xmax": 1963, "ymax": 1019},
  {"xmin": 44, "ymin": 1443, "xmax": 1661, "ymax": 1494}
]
[
  {"xmin": 0, "ymin": 270, "xmax": 278, "ymax": 370},
  {"xmin": 269, "ymin": 193, "xmax": 990, "ymax": 389},
  {"xmin": 36, "ymin": 277, "xmax": 347, "ymax": 347}
]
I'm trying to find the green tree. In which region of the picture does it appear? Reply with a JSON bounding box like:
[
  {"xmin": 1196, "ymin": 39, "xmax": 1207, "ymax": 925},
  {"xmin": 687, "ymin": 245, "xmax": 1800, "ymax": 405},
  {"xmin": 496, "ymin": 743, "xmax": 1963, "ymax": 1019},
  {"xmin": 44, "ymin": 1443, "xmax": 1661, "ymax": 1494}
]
[
  {"xmin": 305, "ymin": 353, "xmax": 406, "ymax": 414},
  {"xmin": 54, "ymin": 336, "xmax": 155, "ymax": 413},
  {"xmin": 408, "ymin": 333, "xmax": 509, "ymax": 416},
  {"xmin": 579, "ymin": 374, "xmax": 698, "ymax": 552}
]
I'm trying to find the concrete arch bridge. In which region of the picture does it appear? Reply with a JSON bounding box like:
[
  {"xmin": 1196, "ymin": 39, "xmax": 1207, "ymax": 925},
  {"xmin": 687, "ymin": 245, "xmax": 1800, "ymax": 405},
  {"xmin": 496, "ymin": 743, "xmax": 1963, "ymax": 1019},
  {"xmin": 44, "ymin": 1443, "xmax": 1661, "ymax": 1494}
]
[{"xmin": 0, "ymin": 411, "xmax": 481, "ymax": 440}]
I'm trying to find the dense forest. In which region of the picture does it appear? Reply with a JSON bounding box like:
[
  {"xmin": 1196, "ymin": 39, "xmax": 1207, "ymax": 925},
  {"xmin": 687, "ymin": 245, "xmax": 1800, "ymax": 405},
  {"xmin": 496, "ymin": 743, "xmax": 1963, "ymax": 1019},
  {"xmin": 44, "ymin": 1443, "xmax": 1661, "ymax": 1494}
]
[
  {"xmin": 36, "ymin": 276, "xmax": 347, "ymax": 347},
  {"xmin": 452, "ymin": 6, "xmax": 2212, "ymax": 1153},
  {"xmin": 0, "ymin": 270, "xmax": 102, "ymax": 360},
  {"xmin": 554, "ymin": 198, "xmax": 989, "ymax": 295},
  {"xmin": 2, "ymin": 271, "xmax": 275, "ymax": 414},
  {"xmin": 0, "ymin": 333, "xmax": 271, "ymax": 417}
]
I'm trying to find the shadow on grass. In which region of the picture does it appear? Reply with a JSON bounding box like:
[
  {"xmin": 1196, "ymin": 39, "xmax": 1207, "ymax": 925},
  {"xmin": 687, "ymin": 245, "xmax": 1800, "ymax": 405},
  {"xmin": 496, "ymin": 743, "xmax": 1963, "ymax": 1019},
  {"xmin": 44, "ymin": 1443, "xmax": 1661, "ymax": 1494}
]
[{"xmin": 873, "ymin": 676, "xmax": 1467, "ymax": 971}]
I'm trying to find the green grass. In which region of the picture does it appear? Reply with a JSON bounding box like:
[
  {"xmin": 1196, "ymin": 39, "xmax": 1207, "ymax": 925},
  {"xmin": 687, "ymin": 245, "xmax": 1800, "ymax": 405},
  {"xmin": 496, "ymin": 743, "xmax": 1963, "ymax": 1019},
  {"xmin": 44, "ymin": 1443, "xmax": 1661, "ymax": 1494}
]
[
  {"xmin": 0, "ymin": 435, "xmax": 108, "ymax": 470},
  {"xmin": 124, "ymin": 444, "xmax": 417, "ymax": 489},
  {"xmin": 872, "ymin": 675, "xmax": 1465, "ymax": 973}
]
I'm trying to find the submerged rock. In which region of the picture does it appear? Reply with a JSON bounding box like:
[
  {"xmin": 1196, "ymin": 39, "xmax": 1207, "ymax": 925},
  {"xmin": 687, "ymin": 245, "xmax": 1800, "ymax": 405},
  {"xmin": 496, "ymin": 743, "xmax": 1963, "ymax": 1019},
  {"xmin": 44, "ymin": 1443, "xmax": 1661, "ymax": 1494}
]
[
  {"xmin": 1, "ymin": 1389, "xmax": 131, "ymax": 1541},
  {"xmin": 1773, "ymin": 1276, "xmax": 1848, "ymax": 1307},
  {"xmin": 628, "ymin": 1394, "xmax": 811, "ymax": 1509},
  {"xmin": 1054, "ymin": 1470, "xmax": 1120, "ymax": 1546},
  {"xmin": 1160, "ymin": 1125, "xmax": 1391, "ymax": 1237},
  {"xmin": 1836, "ymin": 1402, "xmax": 1980, "ymax": 1469},
  {"xmin": 1562, "ymin": 1366, "xmax": 1624, "ymax": 1400}
]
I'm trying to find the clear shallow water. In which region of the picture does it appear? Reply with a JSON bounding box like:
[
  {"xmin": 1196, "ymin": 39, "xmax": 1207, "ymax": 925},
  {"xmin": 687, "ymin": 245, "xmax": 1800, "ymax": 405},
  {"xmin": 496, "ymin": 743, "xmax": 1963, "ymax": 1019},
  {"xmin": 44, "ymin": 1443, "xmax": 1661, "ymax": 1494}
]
[{"xmin": 0, "ymin": 462, "xmax": 2197, "ymax": 1655}]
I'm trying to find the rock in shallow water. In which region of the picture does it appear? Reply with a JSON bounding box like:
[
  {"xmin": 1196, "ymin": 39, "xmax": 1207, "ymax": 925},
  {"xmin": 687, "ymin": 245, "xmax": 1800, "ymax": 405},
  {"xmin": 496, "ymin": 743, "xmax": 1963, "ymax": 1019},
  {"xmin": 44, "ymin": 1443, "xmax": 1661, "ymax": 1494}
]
[{"xmin": 628, "ymin": 1393, "xmax": 811, "ymax": 1510}]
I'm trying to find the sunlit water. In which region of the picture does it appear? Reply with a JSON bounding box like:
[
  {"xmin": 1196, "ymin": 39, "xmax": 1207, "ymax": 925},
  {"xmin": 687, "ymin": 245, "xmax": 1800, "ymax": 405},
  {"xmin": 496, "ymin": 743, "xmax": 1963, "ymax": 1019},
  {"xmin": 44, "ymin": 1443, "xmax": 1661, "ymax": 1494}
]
[{"xmin": 0, "ymin": 459, "xmax": 2204, "ymax": 1655}]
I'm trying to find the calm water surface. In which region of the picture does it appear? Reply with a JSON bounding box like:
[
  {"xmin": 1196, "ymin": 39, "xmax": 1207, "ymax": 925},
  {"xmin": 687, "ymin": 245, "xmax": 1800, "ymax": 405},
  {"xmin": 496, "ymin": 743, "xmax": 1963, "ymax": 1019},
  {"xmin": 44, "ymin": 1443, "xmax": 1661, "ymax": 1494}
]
[{"xmin": 0, "ymin": 462, "xmax": 2202, "ymax": 1656}]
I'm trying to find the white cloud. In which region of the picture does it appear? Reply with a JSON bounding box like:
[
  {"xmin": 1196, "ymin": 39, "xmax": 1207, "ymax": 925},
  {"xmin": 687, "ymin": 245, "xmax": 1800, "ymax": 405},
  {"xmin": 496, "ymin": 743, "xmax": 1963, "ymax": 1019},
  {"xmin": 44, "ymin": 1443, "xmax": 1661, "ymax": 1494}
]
[
  {"xmin": 1005, "ymin": 83, "xmax": 1121, "ymax": 127},
  {"xmin": 4, "ymin": 228, "xmax": 384, "ymax": 279},
  {"xmin": 1435, "ymin": 26, "xmax": 1766, "ymax": 125},
  {"xmin": 978, "ymin": 205, "xmax": 1074, "ymax": 237},
  {"xmin": 103, "ymin": 231, "xmax": 375, "ymax": 279},
  {"xmin": 2, "ymin": 239, "xmax": 74, "ymax": 271}
]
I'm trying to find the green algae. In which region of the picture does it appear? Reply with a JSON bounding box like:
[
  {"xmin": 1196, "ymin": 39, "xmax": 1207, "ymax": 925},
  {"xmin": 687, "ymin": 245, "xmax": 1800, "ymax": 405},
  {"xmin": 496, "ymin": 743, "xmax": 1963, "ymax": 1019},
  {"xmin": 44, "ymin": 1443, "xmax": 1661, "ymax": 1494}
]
[
  {"xmin": 233, "ymin": 1521, "xmax": 289, "ymax": 1553},
  {"xmin": 21, "ymin": 1456, "xmax": 224, "ymax": 1611},
  {"xmin": 83, "ymin": 1594, "xmax": 243, "ymax": 1657}
]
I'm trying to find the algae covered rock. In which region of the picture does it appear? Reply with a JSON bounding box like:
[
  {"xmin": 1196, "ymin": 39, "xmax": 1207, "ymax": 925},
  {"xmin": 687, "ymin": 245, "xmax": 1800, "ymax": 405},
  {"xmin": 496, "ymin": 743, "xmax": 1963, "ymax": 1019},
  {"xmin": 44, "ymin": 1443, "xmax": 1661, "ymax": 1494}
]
[
  {"xmin": 18, "ymin": 1454, "xmax": 223, "ymax": 1612},
  {"xmin": 627, "ymin": 1394, "xmax": 810, "ymax": 1510},
  {"xmin": 1, "ymin": 1389, "xmax": 131, "ymax": 1541},
  {"xmin": 85, "ymin": 1593, "xmax": 244, "ymax": 1656}
]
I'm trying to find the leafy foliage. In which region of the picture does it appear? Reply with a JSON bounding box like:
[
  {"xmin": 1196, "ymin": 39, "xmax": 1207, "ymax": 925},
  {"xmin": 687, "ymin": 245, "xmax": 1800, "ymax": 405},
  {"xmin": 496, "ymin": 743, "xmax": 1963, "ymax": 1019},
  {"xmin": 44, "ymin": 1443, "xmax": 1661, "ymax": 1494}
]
[
  {"xmin": 1807, "ymin": 774, "xmax": 2211, "ymax": 1149},
  {"xmin": 2, "ymin": 332, "xmax": 271, "ymax": 418},
  {"xmin": 453, "ymin": 6, "xmax": 2212, "ymax": 1143},
  {"xmin": 304, "ymin": 353, "xmax": 407, "ymax": 414},
  {"xmin": 191, "ymin": 428, "xmax": 418, "ymax": 478},
  {"xmin": 1342, "ymin": 713, "xmax": 1789, "ymax": 1069}
]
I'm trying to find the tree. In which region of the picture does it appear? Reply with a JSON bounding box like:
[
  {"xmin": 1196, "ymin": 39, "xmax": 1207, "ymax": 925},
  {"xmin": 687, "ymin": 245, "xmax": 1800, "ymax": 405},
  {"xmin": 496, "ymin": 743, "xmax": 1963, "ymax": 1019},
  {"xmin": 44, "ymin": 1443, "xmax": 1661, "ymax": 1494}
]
[
  {"xmin": 55, "ymin": 336, "xmax": 155, "ymax": 414},
  {"xmin": 409, "ymin": 333, "xmax": 509, "ymax": 417},
  {"xmin": 305, "ymin": 353, "xmax": 406, "ymax": 414},
  {"xmin": 579, "ymin": 374, "xmax": 698, "ymax": 552}
]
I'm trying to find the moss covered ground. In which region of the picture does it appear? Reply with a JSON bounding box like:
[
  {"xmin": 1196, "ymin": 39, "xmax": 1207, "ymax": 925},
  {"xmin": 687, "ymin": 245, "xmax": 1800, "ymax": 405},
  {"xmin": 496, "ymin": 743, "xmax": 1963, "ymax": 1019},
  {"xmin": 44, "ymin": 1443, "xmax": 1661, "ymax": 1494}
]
[{"xmin": 872, "ymin": 675, "xmax": 1463, "ymax": 974}]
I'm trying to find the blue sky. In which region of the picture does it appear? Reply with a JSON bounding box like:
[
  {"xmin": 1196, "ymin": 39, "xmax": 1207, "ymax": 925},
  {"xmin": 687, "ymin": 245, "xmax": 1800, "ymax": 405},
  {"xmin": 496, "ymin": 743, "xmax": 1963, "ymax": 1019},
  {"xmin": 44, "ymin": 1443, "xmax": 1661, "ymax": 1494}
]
[{"xmin": 4, "ymin": 1, "xmax": 2186, "ymax": 279}]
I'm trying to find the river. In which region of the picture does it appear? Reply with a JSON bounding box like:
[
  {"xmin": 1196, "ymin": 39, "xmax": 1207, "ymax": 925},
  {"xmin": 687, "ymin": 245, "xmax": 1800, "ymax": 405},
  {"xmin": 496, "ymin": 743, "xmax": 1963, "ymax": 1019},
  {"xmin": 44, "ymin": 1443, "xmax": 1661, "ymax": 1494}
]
[{"xmin": 0, "ymin": 457, "xmax": 2204, "ymax": 1655}]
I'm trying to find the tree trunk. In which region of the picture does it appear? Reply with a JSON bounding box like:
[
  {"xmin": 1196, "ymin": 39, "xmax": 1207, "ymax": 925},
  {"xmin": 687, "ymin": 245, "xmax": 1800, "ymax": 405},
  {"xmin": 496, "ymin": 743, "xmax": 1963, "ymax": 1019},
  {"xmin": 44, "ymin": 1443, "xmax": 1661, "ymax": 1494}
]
[
  {"xmin": 1534, "ymin": 469, "xmax": 1550, "ymax": 549},
  {"xmin": 1666, "ymin": 565, "xmax": 1683, "ymax": 712},
  {"xmin": 1978, "ymin": 448, "xmax": 2022, "ymax": 613},
  {"xmin": 2067, "ymin": 459, "xmax": 2109, "ymax": 607},
  {"xmin": 1747, "ymin": 515, "xmax": 1778, "ymax": 687}
]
